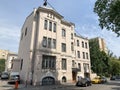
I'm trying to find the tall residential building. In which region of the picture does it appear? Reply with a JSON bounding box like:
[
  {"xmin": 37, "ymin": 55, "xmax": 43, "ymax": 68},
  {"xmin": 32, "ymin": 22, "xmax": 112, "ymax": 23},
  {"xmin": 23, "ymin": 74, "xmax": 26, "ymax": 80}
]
[
  {"xmin": 89, "ymin": 37, "xmax": 108, "ymax": 53},
  {"xmin": 17, "ymin": 6, "xmax": 91, "ymax": 85},
  {"xmin": 0, "ymin": 49, "xmax": 9, "ymax": 60}
]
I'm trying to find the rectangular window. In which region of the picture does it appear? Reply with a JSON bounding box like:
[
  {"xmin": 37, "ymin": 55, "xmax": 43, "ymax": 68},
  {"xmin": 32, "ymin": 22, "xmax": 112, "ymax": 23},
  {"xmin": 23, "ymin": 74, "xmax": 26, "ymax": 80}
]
[
  {"xmin": 52, "ymin": 39, "xmax": 56, "ymax": 49},
  {"xmin": 77, "ymin": 51, "xmax": 80, "ymax": 58},
  {"xmin": 42, "ymin": 37, "xmax": 47, "ymax": 47},
  {"xmin": 72, "ymin": 60, "xmax": 75, "ymax": 67},
  {"xmin": 42, "ymin": 55, "xmax": 56, "ymax": 69},
  {"xmin": 86, "ymin": 53, "xmax": 89, "ymax": 59},
  {"xmin": 71, "ymin": 42, "xmax": 74, "ymax": 51},
  {"xmin": 20, "ymin": 59, "xmax": 23, "ymax": 70},
  {"xmin": 61, "ymin": 43, "xmax": 66, "ymax": 52},
  {"xmin": 82, "ymin": 41, "xmax": 84, "ymax": 48},
  {"xmin": 71, "ymin": 33, "xmax": 73, "ymax": 39},
  {"xmin": 62, "ymin": 58, "xmax": 67, "ymax": 70},
  {"xmin": 49, "ymin": 21, "xmax": 52, "ymax": 31},
  {"xmin": 53, "ymin": 23, "xmax": 56, "ymax": 32},
  {"xmin": 62, "ymin": 29, "xmax": 66, "ymax": 37},
  {"xmin": 78, "ymin": 63, "xmax": 81, "ymax": 72},
  {"xmin": 83, "ymin": 52, "xmax": 85, "ymax": 59},
  {"xmin": 48, "ymin": 38, "xmax": 52, "ymax": 48},
  {"xmin": 77, "ymin": 40, "xmax": 79, "ymax": 46},
  {"xmin": 85, "ymin": 42, "xmax": 88, "ymax": 48},
  {"xmin": 44, "ymin": 20, "xmax": 48, "ymax": 30},
  {"xmin": 83, "ymin": 63, "xmax": 89, "ymax": 72}
]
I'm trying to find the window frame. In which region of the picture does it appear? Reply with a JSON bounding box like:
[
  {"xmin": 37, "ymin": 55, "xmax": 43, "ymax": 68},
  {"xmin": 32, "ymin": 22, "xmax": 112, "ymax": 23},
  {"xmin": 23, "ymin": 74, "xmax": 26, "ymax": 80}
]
[
  {"xmin": 61, "ymin": 43, "xmax": 66, "ymax": 52},
  {"xmin": 48, "ymin": 38, "xmax": 52, "ymax": 48},
  {"xmin": 77, "ymin": 51, "xmax": 80, "ymax": 58},
  {"xmin": 52, "ymin": 39, "xmax": 56, "ymax": 49},
  {"xmin": 53, "ymin": 23, "xmax": 56, "ymax": 32},
  {"xmin": 62, "ymin": 29, "xmax": 66, "ymax": 37},
  {"xmin": 42, "ymin": 36, "xmax": 47, "ymax": 47},
  {"xmin": 49, "ymin": 21, "xmax": 52, "ymax": 31},
  {"xmin": 62, "ymin": 58, "xmax": 67, "ymax": 70}
]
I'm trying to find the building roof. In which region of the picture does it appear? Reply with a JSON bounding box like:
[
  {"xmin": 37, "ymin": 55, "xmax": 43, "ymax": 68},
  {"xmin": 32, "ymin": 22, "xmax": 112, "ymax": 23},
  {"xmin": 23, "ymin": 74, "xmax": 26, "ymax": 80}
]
[
  {"xmin": 75, "ymin": 33, "xmax": 88, "ymax": 40},
  {"xmin": 37, "ymin": 6, "xmax": 75, "ymax": 26}
]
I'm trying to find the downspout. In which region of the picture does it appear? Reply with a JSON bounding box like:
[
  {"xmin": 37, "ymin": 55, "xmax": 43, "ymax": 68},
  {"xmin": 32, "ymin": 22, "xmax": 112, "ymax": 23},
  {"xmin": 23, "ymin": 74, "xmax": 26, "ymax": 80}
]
[{"xmin": 31, "ymin": 8, "xmax": 39, "ymax": 85}]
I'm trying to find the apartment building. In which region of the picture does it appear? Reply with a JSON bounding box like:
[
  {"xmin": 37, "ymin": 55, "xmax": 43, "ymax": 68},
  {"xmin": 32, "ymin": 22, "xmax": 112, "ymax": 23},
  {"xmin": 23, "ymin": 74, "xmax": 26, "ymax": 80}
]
[
  {"xmin": 0, "ymin": 49, "xmax": 9, "ymax": 60},
  {"xmin": 18, "ymin": 6, "xmax": 91, "ymax": 85},
  {"xmin": 89, "ymin": 37, "xmax": 108, "ymax": 54}
]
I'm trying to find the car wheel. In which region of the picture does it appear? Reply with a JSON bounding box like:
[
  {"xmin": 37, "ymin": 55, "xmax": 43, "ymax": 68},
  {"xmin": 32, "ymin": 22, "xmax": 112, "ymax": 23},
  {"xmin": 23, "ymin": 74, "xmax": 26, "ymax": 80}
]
[{"xmin": 85, "ymin": 83, "xmax": 87, "ymax": 87}]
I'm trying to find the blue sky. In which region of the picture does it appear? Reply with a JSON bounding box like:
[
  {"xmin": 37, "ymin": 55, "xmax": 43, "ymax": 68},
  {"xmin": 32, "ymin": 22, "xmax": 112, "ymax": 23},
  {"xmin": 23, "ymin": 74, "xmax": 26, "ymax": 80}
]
[{"xmin": 0, "ymin": 0, "xmax": 120, "ymax": 57}]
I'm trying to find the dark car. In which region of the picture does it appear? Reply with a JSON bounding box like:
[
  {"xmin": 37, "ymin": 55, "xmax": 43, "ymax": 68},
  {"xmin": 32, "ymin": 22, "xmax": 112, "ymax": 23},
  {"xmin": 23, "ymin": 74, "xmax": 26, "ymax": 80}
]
[
  {"xmin": 8, "ymin": 74, "xmax": 20, "ymax": 84},
  {"xmin": 110, "ymin": 76, "xmax": 116, "ymax": 80},
  {"xmin": 101, "ymin": 76, "xmax": 107, "ymax": 83},
  {"xmin": 76, "ymin": 77, "xmax": 92, "ymax": 87},
  {"xmin": 1, "ymin": 72, "xmax": 9, "ymax": 80}
]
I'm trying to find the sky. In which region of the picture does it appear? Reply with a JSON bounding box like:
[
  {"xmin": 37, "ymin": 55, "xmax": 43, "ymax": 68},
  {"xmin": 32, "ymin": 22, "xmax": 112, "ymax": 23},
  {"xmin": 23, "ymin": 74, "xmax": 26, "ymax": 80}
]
[{"xmin": 0, "ymin": 0, "xmax": 120, "ymax": 57}]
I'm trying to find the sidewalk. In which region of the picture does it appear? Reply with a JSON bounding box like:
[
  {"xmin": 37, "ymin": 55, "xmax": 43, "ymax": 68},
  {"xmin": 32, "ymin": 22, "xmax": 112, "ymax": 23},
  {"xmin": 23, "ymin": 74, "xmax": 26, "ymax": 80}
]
[{"xmin": 10, "ymin": 82, "xmax": 76, "ymax": 90}]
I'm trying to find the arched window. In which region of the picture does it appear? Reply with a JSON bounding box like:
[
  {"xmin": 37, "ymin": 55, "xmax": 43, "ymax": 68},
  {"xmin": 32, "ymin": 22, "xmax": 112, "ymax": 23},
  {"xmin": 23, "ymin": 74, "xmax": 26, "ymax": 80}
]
[{"xmin": 62, "ymin": 76, "xmax": 67, "ymax": 82}]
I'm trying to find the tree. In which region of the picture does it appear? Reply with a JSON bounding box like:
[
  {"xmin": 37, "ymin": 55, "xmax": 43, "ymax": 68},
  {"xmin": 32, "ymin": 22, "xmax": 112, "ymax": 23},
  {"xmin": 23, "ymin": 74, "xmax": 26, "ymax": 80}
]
[
  {"xmin": 94, "ymin": 0, "xmax": 120, "ymax": 36},
  {"xmin": 89, "ymin": 40, "xmax": 110, "ymax": 76},
  {"xmin": 110, "ymin": 59, "xmax": 120, "ymax": 75},
  {"xmin": 0, "ymin": 59, "xmax": 5, "ymax": 72}
]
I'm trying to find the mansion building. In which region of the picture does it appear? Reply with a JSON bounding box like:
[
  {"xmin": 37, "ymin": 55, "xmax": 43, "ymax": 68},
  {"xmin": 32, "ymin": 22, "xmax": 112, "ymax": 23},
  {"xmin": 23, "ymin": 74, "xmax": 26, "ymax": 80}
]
[{"xmin": 17, "ymin": 6, "xmax": 91, "ymax": 85}]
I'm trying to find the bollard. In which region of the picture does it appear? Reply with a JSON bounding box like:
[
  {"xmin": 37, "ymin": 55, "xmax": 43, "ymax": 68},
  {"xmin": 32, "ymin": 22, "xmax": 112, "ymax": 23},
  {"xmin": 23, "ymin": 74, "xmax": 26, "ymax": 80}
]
[{"xmin": 15, "ymin": 80, "xmax": 18, "ymax": 89}]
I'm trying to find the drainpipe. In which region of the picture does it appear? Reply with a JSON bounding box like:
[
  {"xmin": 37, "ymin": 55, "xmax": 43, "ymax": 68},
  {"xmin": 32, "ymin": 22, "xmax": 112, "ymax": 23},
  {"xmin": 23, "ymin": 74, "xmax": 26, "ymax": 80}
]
[{"xmin": 31, "ymin": 8, "xmax": 39, "ymax": 85}]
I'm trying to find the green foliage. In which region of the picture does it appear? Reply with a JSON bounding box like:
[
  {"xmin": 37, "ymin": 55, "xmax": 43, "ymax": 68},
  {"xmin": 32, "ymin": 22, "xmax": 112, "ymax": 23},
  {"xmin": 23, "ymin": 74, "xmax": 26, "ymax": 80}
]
[
  {"xmin": 94, "ymin": 0, "xmax": 120, "ymax": 36},
  {"xmin": 0, "ymin": 59, "xmax": 5, "ymax": 72},
  {"xmin": 89, "ymin": 40, "xmax": 110, "ymax": 76},
  {"xmin": 109, "ymin": 58, "xmax": 120, "ymax": 75}
]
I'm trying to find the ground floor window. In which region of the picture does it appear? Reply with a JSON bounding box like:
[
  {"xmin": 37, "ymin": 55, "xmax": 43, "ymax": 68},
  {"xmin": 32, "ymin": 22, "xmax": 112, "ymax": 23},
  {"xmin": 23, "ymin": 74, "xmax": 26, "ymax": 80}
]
[
  {"xmin": 42, "ymin": 55, "xmax": 56, "ymax": 70},
  {"xmin": 61, "ymin": 58, "xmax": 67, "ymax": 70},
  {"xmin": 42, "ymin": 77, "xmax": 55, "ymax": 85}
]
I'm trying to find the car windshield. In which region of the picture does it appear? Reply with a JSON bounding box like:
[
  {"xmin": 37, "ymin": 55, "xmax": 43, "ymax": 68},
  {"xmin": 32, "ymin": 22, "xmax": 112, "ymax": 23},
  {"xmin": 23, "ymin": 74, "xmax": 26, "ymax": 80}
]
[{"xmin": 10, "ymin": 75, "xmax": 19, "ymax": 80}]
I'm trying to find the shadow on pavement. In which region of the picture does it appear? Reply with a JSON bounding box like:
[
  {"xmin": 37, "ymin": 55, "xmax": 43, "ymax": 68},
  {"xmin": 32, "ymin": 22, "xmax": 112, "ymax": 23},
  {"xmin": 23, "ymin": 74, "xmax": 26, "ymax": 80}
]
[{"xmin": 7, "ymin": 83, "xmax": 86, "ymax": 90}]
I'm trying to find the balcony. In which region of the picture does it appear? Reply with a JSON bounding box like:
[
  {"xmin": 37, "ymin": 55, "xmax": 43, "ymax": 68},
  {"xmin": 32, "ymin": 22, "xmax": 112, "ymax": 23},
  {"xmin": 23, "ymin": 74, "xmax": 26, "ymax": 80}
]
[{"xmin": 72, "ymin": 67, "xmax": 80, "ymax": 72}]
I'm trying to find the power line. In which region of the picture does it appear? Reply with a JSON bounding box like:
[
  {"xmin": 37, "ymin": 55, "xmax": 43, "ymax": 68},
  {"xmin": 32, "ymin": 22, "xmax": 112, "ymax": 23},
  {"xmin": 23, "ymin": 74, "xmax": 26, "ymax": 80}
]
[{"xmin": 43, "ymin": 0, "xmax": 57, "ymax": 12}]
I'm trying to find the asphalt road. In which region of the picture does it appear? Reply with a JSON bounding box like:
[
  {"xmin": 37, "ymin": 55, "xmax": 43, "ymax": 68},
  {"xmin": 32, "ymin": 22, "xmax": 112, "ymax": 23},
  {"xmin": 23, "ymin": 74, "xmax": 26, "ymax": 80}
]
[{"xmin": 0, "ymin": 79, "xmax": 120, "ymax": 90}]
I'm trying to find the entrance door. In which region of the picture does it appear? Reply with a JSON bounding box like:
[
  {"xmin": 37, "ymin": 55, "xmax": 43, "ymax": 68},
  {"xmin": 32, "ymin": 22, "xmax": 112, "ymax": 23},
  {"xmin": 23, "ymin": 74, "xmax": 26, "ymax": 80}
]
[
  {"xmin": 72, "ymin": 71, "xmax": 77, "ymax": 82},
  {"xmin": 42, "ymin": 77, "xmax": 55, "ymax": 85}
]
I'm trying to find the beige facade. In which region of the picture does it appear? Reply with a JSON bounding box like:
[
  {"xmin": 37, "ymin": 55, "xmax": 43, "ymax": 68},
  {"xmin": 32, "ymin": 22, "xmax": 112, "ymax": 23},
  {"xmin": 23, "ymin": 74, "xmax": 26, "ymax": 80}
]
[
  {"xmin": 18, "ymin": 6, "xmax": 91, "ymax": 85},
  {"xmin": 0, "ymin": 49, "xmax": 9, "ymax": 60},
  {"xmin": 89, "ymin": 37, "xmax": 108, "ymax": 53},
  {"xmin": 5, "ymin": 53, "xmax": 18, "ymax": 72}
]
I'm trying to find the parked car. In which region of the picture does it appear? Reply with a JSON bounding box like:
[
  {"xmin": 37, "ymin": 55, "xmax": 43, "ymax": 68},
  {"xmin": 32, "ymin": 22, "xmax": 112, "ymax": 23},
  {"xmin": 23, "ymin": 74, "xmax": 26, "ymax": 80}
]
[
  {"xmin": 116, "ymin": 75, "xmax": 120, "ymax": 80},
  {"xmin": 101, "ymin": 76, "xmax": 107, "ymax": 83},
  {"xmin": 1, "ymin": 72, "xmax": 9, "ymax": 80},
  {"xmin": 91, "ymin": 76, "xmax": 102, "ymax": 84},
  {"xmin": 76, "ymin": 77, "xmax": 92, "ymax": 87},
  {"xmin": 8, "ymin": 72, "xmax": 20, "ymax": 84},
  {"xmin": 110, "ymin": 76, "xmax": 116, "ymax": 80}
]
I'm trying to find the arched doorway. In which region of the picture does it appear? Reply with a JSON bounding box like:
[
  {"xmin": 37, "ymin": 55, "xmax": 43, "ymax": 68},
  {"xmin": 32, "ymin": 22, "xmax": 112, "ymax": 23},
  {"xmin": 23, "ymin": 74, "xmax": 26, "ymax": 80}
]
[
  {"xmin": 42, "ymin": 76, "xmax": 55, "ymax": 85},
  {"xmin": 62, "ymin": 76, "xmax": 67, "ymax": 82}
]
